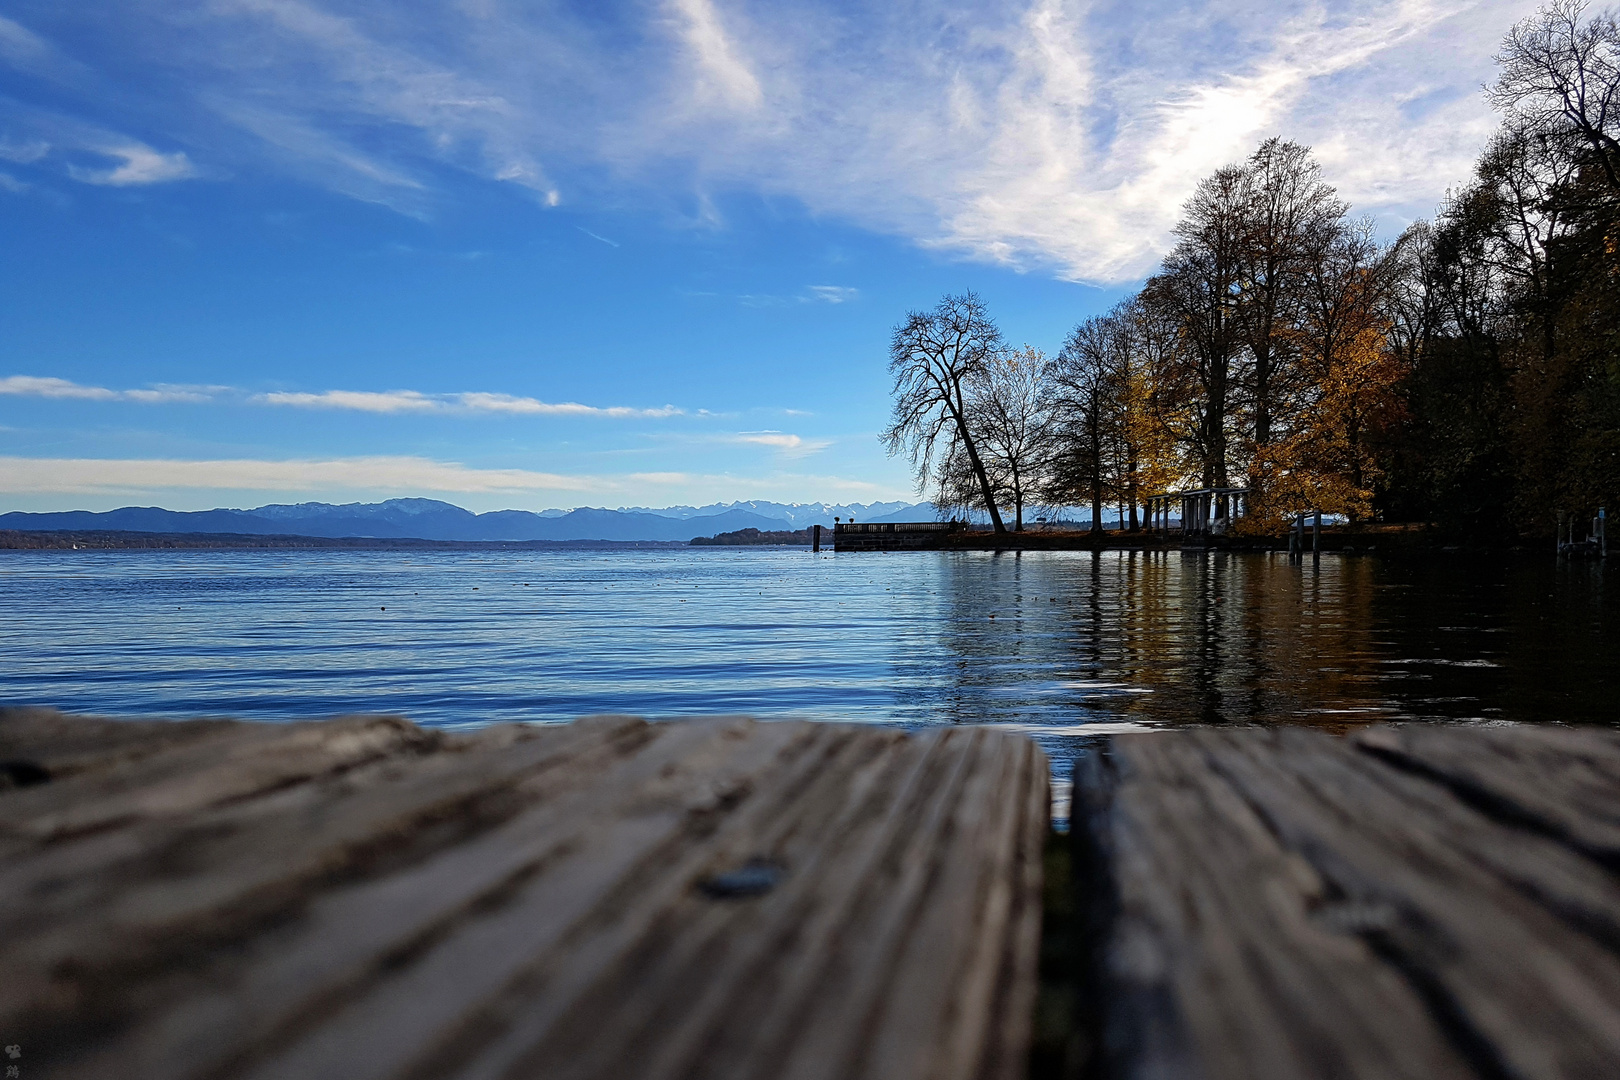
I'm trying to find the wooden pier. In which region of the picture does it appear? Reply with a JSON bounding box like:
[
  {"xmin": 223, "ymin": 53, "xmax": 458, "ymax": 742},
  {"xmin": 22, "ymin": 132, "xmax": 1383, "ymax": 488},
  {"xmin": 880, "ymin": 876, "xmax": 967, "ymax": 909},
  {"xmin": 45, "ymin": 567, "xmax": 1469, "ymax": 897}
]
[
  {"xmin": 832, "ymin": 520, "xmax": 963, "ymax": 551},
  {"xmin": 2, "ymin": 709, "xmax": 1618, "ymax": 1079},
  {"xmin": 1063, "ymin": 723, "xmax": 1620, "ymax": 1080},
  {"xmin": 0, "ymin": 708, "xmax": 1046, "ymax": 1080}
]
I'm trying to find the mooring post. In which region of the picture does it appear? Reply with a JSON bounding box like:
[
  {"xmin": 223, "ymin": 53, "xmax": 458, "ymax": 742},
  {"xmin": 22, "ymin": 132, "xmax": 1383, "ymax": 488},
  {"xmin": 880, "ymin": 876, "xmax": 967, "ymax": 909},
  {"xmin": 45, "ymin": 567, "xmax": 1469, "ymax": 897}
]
[
  {"xmin": 812, "ymin": 524, "xmax": 821, "ymax": 553},
  {"xmin": 1313, "ymin": 511, "xmax": 1321, "ymax": 565}
]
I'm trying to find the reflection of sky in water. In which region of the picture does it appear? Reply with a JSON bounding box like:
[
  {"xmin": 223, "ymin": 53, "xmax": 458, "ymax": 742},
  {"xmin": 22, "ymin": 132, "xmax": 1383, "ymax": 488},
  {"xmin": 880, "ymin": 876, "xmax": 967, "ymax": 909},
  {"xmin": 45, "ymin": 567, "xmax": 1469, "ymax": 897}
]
[{"xmin": 1, "ymin": 548, "xmax": 1615, "ymax": 800}]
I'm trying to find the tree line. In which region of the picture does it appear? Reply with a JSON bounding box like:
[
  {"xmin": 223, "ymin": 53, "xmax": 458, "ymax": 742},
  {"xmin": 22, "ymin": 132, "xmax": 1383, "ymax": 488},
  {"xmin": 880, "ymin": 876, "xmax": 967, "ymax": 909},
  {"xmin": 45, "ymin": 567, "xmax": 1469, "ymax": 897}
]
[{"xmin": 884, "ymin": 0, "xmax": 1620, "ymax": 538}]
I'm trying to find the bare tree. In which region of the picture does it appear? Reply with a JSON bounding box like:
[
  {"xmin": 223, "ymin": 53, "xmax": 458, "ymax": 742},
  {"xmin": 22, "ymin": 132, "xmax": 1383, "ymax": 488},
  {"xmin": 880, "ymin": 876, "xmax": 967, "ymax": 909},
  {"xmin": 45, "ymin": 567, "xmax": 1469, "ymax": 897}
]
[
  {"xmin": 1490, "ymin": 0, "xmax": 1620, "ymax": 194},
  {"xmin": 882, "ymin": 292, "xmax": 1009, "ymax": 533},
  {"xmin": 969, "ymin": 345, "xmax": 1051, "ymax": 531},
  {"xmin": 928, "ymin": 433, "xmax": 992, "ymax": 524}
]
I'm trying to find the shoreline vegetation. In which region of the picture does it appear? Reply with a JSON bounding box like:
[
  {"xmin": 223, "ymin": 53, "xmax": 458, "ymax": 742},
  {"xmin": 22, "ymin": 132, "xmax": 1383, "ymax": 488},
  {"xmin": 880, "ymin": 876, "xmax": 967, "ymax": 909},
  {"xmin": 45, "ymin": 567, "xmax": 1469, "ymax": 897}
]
[
  {"xmin": 883, "ymin": 2, "xmax": 1620, "ymax": 545},
  {"xmin": 0, "ymin": 522, "xmax": 1524, "ymax": 556},
  {"xmin": 689, "ymin": 527, "xmax": 814, "ymax": 546}
]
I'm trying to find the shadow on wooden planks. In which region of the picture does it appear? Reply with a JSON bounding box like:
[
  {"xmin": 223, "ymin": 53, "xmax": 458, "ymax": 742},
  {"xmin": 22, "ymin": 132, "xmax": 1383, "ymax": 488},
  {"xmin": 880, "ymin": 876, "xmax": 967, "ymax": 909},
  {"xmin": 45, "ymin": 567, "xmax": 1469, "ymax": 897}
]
[
  {"xmin": 0, "ymin": 707, "xmax": 1047, "ymax": 1080},
  {"xmin": 1044, "ymin": 723, "xmax": 1620, "ymax": 1080}
]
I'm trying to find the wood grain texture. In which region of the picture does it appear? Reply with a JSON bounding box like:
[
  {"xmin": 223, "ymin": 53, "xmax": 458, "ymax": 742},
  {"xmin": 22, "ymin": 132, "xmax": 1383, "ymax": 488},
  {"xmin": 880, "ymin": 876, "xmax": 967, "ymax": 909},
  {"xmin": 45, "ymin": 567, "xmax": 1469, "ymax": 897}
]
[
  {"xmin": 0, "ymin": 709, "xmax": 1047, "ymax": 1080},
  {"xmin": 1077, "ymin": 724, "xmax": 1620, "ymax": 1080}
]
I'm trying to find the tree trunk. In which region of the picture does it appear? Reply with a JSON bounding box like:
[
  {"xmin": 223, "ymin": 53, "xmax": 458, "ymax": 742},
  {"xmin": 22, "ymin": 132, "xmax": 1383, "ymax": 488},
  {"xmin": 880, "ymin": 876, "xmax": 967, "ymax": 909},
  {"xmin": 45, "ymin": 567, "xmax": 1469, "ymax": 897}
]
[
  {"xmin": 1089, "ymin": 411, "xmax": 1103, "ymax": 534},
  {"xmin": 949, "ymin": 390, "xmax": 1006, "ymax": 533},
  {"xmin": 1207, "ymin": 366, "xmax": 1229, "ymax": 489},
  {"xmin": 1127, "ymin": 455, "xmax": 1140, "ymax": 531}
]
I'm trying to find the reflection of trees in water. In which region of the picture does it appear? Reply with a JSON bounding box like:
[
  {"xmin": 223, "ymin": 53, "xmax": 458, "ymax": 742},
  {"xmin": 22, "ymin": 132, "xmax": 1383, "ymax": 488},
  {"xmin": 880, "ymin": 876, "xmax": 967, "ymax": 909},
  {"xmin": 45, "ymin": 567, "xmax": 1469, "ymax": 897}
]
[
  {"xmin": 1119, "ymin": 552, "xmax": 1390, "ymax": 728},
  {"xmin": 1368, "ymin": 557, "xmax": 1617, "ymax": 725},
  {"xmin": 900, "ymin": 550, "xmax": 1615, "ymax": 732},
  {"xmin": 923, "ymin": 551, "xmax": 1393, "ymax": 730},
  {"xmin": 927, "ymin": 551, "xmax": 1049, "ymax": 725}
]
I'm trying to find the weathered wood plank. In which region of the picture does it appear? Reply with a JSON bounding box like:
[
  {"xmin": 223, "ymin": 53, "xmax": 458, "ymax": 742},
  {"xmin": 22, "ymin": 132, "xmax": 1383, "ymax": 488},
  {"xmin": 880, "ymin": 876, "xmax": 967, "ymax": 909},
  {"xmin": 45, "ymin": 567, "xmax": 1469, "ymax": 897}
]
[
  {"xmin": 0, "ymin": 715, "xmax": 653, "ymax": 1040},
  {"xmin": 0, "ymin": 707, "xmax": 239, "ymax": 783},
  {"xmin": 0, "ymin": 712, "xmax": 1046, "ymax": 1080},
  {"xmin": 1078, "ymin": 725, "xmax": 1620, "ymax": 1080},
  {"xmin": 1355, "ymin": 724, "xmax": 1620, "ymax": 868},
  {"xmin": 0, "ymin": 712, "xmax": 436, "ymax": 842},
  {"xmin": 1077, "ymin": 731, "xmax": 1475, "ymax": 1080}
]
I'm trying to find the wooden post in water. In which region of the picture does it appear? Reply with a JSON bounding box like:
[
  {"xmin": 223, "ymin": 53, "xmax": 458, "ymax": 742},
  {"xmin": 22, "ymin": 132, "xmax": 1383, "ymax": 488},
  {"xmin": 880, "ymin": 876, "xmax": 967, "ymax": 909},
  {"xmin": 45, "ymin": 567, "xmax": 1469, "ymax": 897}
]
[
  {"xmin": 1313, "ymin": 510, "xmax": 1322, "ymax": 565},
  {"xmin": 812, "ymin": 524, "xmax": 821, "ymax": 553}
]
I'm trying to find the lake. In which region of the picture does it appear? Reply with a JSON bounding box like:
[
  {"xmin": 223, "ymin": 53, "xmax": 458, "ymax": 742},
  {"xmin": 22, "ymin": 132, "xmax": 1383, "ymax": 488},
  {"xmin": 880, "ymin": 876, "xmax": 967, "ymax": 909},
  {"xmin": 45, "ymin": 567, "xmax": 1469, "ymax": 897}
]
[{"xmin": 2, "ymin": 546, "xmax": 1615, "ymax": 808}]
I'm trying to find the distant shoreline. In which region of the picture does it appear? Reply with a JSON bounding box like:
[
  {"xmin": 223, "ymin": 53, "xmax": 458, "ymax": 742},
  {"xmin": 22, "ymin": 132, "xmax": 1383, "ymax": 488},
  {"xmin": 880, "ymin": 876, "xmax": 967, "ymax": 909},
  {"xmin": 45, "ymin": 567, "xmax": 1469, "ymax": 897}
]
[{"xmin": 0, "ymin": 530, "xmax": 694, "ymax": 551}]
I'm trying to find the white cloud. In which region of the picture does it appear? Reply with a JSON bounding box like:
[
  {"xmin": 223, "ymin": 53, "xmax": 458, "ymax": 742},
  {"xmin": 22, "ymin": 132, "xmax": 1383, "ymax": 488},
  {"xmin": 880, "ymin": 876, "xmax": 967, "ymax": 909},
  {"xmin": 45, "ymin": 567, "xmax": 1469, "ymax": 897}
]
[
  {"xmin": 0, "ymin": 455, "xmax": 601, "ymax": 495},
  {"xmin": 0, "ymin": 140, "xmax": 48, "ymax": 164},
  {"xmin": 0, "ymin": 0, "xmax": 1545, "ymax": 279},
  {"xmin": 805, "ymin": 285, "xmax": 857, "ymax": 303},
  {"xmin": 668, "ymin": 0, "xmax": 764, "ymax": 111},
  {"xmin": 0, "ymin": 375, "xmax": 684, "ymax": 417},
  {"xmin": 726, "ymin": 431, "xmax": 832, "ymax": 457},
  {"xmin": 0, "ymin": 375, "xmax": 213, "ymax": 402},
  {"xmin": 0, "ymin": 455, "xmax": 911, "ymax": 506},
  {"xmin": 0, "ymin": 15, "xmax": 53, "ymax": 70},
  {"xmin": 257, "ymin": 388, "xmax": 683, "ymax": 417},
  {"xmin": 0, "ymin": 99, "xmax": 198, "ymax": 188},
  {"xmin": 625, "ymin": 469, "xmax": 910, "ymax": 501},
  {"xmin": 197, "ymin": 0, "xmax": 562, "ymax": 205},
  {"xmin": 68, "ymin": 143, "xmax": 196, "ymax": 186},
  {"xmin": 255, "ymin": 389, "xmax": 439, "ymax": 413},
  {"xmin": 0, "ymin": 375, "xmax": 116, "ymax": 400}
]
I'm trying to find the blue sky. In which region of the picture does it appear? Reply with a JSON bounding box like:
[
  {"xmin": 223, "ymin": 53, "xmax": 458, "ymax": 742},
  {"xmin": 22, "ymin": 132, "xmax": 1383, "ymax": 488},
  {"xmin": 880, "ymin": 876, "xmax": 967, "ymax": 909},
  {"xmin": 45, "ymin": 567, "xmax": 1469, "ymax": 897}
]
[{"xmin": 1, "ymin": 0, "xmax": 1537, "ymax": 512}]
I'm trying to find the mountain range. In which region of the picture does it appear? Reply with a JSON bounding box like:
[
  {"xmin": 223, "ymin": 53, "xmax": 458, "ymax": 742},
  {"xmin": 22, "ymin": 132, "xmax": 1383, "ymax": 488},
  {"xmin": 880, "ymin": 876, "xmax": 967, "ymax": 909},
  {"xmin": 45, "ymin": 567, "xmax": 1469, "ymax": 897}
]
[{"xmin": 0, "ymin": 499, "xmax": 935, "ymax": 542}]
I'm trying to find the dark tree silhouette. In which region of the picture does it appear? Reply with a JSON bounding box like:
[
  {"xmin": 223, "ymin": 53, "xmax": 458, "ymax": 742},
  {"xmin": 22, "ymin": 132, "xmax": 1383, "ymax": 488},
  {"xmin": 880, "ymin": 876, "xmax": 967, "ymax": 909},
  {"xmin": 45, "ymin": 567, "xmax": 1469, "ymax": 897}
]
[{"xmin": 882, "ymin": 292, "xmax": 1009, "ymax": 533}]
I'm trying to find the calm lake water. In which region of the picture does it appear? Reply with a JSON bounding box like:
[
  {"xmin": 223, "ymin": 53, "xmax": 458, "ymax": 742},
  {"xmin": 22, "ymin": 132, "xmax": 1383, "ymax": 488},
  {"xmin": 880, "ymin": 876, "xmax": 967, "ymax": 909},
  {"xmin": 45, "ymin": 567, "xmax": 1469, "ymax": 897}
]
[{"xmin": 2, "ymin": 547, "xmax": 1615, "ymax": 803}]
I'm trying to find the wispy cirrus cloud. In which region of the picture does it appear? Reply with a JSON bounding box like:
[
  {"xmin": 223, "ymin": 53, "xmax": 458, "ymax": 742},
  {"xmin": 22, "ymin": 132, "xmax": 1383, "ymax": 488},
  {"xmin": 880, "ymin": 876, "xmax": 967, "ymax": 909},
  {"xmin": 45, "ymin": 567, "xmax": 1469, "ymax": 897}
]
[
  {"xmin": 0, "ymin": 375, "xmax": 683, "ymax": 418},
  {"xmin": 805, "ymin": 285, "xmax": 857, "ymax": 304},
  {"xmin": 0, "ymin": 375, "xmax": 217, "ymax": 402},
  {"xmin": 256, "ymin": 389, "xmax": 683, "ymax": 417},
  {"xmin": 0, "ymin": 455, "xmax": 911, "ymax": 505},
  {"xmin": 0, "ymin": 0, "xmax": 1541, "ymax": 278},
  {"xmin": 725, "ymin": 431, "xmax": 832, "ymax": 458},
  {"xmin": 736, "ymin": 285, "xmax": 860, "ymax": 308},
  {"xmin": 624, "ymin": 469, "xmax": 909, "ymax": 501},
  {"xmin": 0, "ymin": 98, "xmax": 197, "ymax": 189},
  {"xmin": 66, "ymin": 143, "xmax": 195, "ymax": 186}
]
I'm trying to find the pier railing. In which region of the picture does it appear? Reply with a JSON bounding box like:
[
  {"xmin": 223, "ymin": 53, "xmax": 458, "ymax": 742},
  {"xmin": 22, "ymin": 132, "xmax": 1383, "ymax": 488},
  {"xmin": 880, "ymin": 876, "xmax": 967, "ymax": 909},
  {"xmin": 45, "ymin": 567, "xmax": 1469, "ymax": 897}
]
[
  {"xmin": 1144, "ymin": 487, "xmax": 1251, "ymax": 539},
  {"xmin": 831, "ymin": 521, "xmax": 963, "ymax": 552}
]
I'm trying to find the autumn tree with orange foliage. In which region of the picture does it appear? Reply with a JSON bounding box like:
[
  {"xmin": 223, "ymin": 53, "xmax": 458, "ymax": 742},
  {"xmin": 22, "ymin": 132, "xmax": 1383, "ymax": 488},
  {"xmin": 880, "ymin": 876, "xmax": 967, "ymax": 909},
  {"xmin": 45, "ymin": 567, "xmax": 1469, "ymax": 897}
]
[{"xmin": 889, "ymin": 2, "xmax": 1618, "ymax": 538}]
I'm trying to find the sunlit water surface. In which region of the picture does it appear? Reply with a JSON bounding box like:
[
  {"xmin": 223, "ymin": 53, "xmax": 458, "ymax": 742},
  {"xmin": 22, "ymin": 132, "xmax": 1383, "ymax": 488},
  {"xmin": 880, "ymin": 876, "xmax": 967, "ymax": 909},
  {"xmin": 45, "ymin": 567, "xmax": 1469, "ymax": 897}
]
[{"xmin": 3, "ymin": 547, "xmax": 1615, "ymax": 807}]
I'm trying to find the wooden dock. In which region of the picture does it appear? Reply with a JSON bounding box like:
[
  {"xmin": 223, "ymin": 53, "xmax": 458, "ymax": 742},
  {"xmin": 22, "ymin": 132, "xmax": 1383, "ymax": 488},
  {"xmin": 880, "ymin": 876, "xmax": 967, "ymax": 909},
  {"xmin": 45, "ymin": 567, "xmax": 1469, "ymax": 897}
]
[
  {"xmin": 1063, "ymin": 724, "xmax": 1620, "ymax": 1080},
  {"xmin": 3, "ymin": 709, "xmax": 1619, "ymax": 1079},
  {"xmin": 0, "ymin": 708, "xmax": 1046, "ymax": 1080}
]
